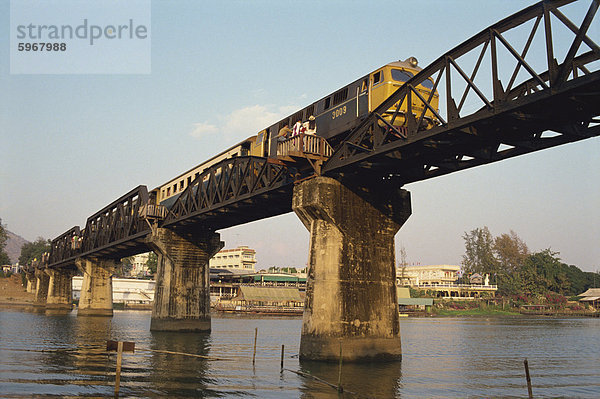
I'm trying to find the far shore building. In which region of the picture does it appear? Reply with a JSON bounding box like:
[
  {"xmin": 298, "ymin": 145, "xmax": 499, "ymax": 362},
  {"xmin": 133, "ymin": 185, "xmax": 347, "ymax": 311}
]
[
  {"xmin": 396, "ymin": 264, "xmax": 460, "ymax": 286},
  {"xmin": 396, "ymin": 264, "xmax": 497, "ymax": 299},
  {"xmin": 216, "ymin": 285, "xmax": 304, "ymax": 313},
  {"xmin": 130, "ymin": 252, "xmax": 150, "ymax": 277},
  {"xmin": 209, "ymin": 246, "xmax": 257, "ymax": 273},
  {"xmin": 578, "ymin": 288, "xmax": 600, "ymax": 308}
]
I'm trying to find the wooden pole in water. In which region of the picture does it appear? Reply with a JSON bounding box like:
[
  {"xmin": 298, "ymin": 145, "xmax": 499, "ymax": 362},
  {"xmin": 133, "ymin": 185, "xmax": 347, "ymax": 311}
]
[
  {"xmin": 115, "ymin": 341, "xmax": 123, "ymax": 397},
  {"xmin": 524, "ymin": 358, "xmax": 533, "ymax": 399},
  {"xmin": 252, "ymin": 327, "xmax": 258, "ymax": 365},
  {"xmin": 337, "ymin": 341, "xmax": 343, "ymax": 393},
  {"xmin": 280, "ymin": 344, "xmax": 285, "ymax": 370}
]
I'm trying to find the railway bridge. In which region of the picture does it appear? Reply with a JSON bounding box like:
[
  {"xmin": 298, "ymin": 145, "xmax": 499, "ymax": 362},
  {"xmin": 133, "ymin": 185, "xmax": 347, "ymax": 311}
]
[{"xmin": 27, "ymin": 0, "xmax": 600, "ymax": 362}]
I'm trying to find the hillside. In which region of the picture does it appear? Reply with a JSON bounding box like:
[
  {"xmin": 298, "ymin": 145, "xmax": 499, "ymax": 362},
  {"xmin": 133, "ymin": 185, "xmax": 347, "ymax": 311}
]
[{"xmin": 5, "ymin": 231, "xmax": 29, "ymax": 264}]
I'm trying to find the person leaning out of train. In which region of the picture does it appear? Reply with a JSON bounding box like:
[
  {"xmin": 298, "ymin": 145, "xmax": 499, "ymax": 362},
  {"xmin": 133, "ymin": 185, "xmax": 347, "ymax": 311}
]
[
  {"xmin": 292, "ymin": 120, "xmax": 305, "ymax": 137},
  {"xmin": 277, "ymin": 124, "xmax": 291, "ymax": 142},
  {"xmin": 305, "ymin": 115, "xmax": 316, "ymax": 135}
]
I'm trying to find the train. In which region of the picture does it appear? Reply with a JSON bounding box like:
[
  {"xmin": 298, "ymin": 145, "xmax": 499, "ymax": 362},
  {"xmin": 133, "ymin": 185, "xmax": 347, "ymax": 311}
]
[{"xmin": 151, "ymin": 57, "xmax": 439, "ymax": 206}]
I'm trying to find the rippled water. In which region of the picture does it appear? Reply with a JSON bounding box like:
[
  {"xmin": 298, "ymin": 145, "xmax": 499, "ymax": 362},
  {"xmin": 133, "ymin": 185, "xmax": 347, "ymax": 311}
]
[{"xmin": 0, "ymin": 309, "xmax": 599, "ymax": 398}]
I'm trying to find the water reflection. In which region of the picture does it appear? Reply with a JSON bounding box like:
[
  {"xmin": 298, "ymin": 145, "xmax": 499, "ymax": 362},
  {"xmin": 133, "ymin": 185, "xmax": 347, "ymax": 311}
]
[
  {"xmin": 298, "ymin": 359, "xmax": 402, "ymax": 398},
  {"xmin": 44, "ymin": 308, "xmax": 72, "ymax": 316},
  {"xmin": 73, "ymin": 316, "xmax": 113, "ymax": 387},
  {"xmin": 146, "ymin": 331, "xmax": 214, "ymax": 396},
  {"xmin": 27, "ymin": 305, "xmax": 47, "ymax": 314}
]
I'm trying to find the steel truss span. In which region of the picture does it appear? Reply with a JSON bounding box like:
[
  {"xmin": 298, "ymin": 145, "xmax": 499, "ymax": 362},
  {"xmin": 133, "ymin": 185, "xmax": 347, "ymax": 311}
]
[
  {"xmin": 163, "ymin": 156, "xmax": 294, "ymax": 231},
  {"xmin": 323, "ymin": 0, "xmax": 600, "ymax": 182},
  {"xmin": 48, "ymin": 186, "xmax": 153, "ymax": 268}
]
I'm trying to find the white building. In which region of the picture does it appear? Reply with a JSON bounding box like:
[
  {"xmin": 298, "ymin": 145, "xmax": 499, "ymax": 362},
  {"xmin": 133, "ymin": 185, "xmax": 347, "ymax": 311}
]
[
  {"xmin": 396, "ymin": 264, "xmax": 497, "ymax": 299},
  {"xmin": 130, "ymin": 252, "xmax": 150, "ymax": 276},
  {"xmin": 209, "ymin": 246, "xmax": 256, "ymax": 272},
  {"xmin": 396, "ymin": 264, "xmax": 460, "ymax": 286},
  {"xmin": 72, "ymin": 276, "xmax": 154, "ymax": 305}
]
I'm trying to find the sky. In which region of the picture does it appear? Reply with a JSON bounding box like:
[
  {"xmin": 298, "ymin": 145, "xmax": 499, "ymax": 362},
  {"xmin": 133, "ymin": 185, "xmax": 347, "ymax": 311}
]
[{"xmin": 1, "ymin": 0, "xmax": 599, "ymax": 272}]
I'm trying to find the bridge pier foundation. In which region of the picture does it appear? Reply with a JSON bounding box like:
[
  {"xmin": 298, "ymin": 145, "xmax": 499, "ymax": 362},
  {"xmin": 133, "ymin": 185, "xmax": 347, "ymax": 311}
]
[
  {"xmin": 45, "ymin": 268, "xmax": 74, "ymax": 311},
  {"xmin": 76, "ymin": 258, "xmax": 116, "ymax": 317},
  {"xmin": 33, "ymin": 269, "xmax": 50, "ymax": 307},
  {"xmin": 147, "ymin": 228, "xmax": 223, "ymax": 332},
  {"xmin": 25, "ymin": 271, "xmax": 37, "ymax": 293},
  {"xmin": 293, "ymin": 176, "xmax": 411, "ymax": 362}
]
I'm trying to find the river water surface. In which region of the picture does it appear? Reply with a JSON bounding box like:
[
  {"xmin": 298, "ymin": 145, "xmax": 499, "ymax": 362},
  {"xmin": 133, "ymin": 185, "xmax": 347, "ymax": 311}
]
[{"xmin": 0, "ymin": 309, "xmax": 599, "ymax": 398}]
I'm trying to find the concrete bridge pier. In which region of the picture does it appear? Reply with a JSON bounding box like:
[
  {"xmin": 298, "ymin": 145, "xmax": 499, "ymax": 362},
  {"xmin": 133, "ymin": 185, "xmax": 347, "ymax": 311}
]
[
  {"xmin": 293, "ymin": 176, "xmax": 411, "ymax": 362},
  {"xmin": 25, "ymin": 271, "xmax": 37, "ymax": 293},
  {"xmin": 147, "ymin": 227, "xmax": 223, "ymax": 332},
  {"xmin": 45, "ymin": 268, "xmax": 75, "ymax": 311},
  {"xmin": 33, "ymin": 268, "xmax": 50, "ymax": 307},
  {"xmin": 76, "ymin": 258, "xmax": 116, "ymax": 316}
]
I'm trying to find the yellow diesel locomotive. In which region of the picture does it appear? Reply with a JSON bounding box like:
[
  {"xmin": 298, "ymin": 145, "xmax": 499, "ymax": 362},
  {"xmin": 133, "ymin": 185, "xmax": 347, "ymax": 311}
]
[{"xmin": 153, "ymin": 57, "xmax": 438, "ymax": 206}]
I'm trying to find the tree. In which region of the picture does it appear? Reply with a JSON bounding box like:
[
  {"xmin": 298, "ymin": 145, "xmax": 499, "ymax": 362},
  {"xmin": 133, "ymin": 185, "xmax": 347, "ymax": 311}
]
[
  {"xmin": 117, "ymin": 256, "xmax": 134, "ymax": 277},
  {"xmin": 461, "ymin": 227, "xmax": 497, "ymax": 275},
  {"xmin": 18, "ymin": 237, "xmax": 50, "ymax": 266},
  {"xmin": 398, "ymin": 245, "xmax": 408, "ymax": 285},
  {"xmin": 0, "ymin": 218, "xmax": 10, "ymax": 265},
  {"xmin": 146, "ymin": 252, "xmax": 157, "ymax": 275},
  {"xmin": 493, "ymin": 230, "xmax": 529, "ymax": 273},
  {"xmin": 520, "ymin": 249, "xmax": 568, "ymax": 295}
]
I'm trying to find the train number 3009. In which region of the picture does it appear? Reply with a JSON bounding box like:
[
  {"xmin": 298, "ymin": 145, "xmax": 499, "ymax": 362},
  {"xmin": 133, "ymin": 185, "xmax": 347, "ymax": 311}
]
[{"xmin": 331, "ymin": 105, "xmax": 347, "ymax": 120}]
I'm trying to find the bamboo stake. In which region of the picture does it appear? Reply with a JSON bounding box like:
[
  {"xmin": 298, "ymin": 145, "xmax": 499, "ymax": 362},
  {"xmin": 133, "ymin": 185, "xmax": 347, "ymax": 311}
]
[
  {"xmin": 337, "ymin": 341, "xmax": 343, "ymax": 393},
  {"xmin": 252, "ymin": 327, "xmax": 258, "ymax": 365},
  {"xmin": 114, "ymin": 341, "xmax": 123, "ymax": 397},
  {"xmin": 524, "ymin": 358, "xmax": 533, "ymax": 399},
  {"xmin": 280, "ymin": 344, "xmax": 285, "ymax": 370}
]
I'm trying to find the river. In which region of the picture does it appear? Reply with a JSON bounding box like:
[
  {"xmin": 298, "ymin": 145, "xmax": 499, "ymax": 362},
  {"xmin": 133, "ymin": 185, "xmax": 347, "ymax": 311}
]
[{"xmin": 0, "ymin": 309, "xmax": 598, "ymax": 398}]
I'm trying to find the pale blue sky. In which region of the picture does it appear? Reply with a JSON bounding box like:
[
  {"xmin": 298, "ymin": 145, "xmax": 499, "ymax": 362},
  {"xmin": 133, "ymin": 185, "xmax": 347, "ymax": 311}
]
[{"xmin": 1, "ymin": 0, "xmax": 599, "ymax": 272}]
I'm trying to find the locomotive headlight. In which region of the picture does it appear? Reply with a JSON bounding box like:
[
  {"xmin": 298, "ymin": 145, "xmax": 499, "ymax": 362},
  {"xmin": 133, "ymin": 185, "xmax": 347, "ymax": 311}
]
[{"xmin": 405, "ymin": 57, "xmax": 419, "ymax": 67}]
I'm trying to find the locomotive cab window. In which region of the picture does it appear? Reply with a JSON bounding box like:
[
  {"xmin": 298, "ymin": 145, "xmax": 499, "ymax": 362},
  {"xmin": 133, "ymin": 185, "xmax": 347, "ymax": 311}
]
[
  {"xmin": 324, "ymin": 97, "xmax": 331, "ymax": 110},
  {"xmin": 372, "ymin": 71, "xmax": 382, "ymax": 85},
  {"xmin": 391, "ymin": 69, "xmax": 414, "ymax": 82},
  {"xmin": 420, "ymin": 78, "xmax": 435, "ymax": 89}
]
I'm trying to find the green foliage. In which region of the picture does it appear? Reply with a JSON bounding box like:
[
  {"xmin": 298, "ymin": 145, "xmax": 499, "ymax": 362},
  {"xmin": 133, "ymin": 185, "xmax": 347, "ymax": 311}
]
[
  {"xmin": 0, "ymin": 251, "xmax": 10, "ymax": 266},
  {"xmin": 0, "ymin": 218, "xmax": 7, "ymax": 248},
  {"xmin": 518, "ymin": 249, "xmax": 597, "ymax": 297},
  {"xmin": 493, "ymin": 230, "xmax": 529, "ymax": 273},
  {"xmin": 116, "ymin": 257, "xmax": 133, "ymax": 277},
  {"xmin": 18, "ymin": 238, "xmax": 50, "ymax": 266},
  {"xmin": 462, "ymin": 227, "xmax": 597, "ymax": 298},
  {"xmin": 544, "ymin": 292, "xmax": 567, "ymax": 308},
  {"xmin": 461, "ymin": 226, "xmax": 498, "ymax": 275},
  {"xmin": 409, "ymin": 287, "xmax": 436, "ymax": 298},
  {"xmin": 0, "ymin": 218, "xmax": 10, "ymax": 265},
  {"xmin": 146, "ymin": 252, "xmax": 157, "ymax": 275},
  {"xmin": 433, "ymin": 306, "xmax": 520, "ymax": 316},
  {"xmin": 267, "ymin": 266, "xmax": 298, "ymax": 274}
]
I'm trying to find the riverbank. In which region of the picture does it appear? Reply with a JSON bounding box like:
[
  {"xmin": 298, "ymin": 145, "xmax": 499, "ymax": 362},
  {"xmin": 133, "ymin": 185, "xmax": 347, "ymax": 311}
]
[
  {"xmin": 433, "ymin": 308, "xmax": 521, "ymax": 316},
  {"xmin": 430, "ymin": 305, "xmax": 598, "ymax": 317},
  {"xmin": 0, "ymin": 275, "xmax": 34, "ymax": 308}
]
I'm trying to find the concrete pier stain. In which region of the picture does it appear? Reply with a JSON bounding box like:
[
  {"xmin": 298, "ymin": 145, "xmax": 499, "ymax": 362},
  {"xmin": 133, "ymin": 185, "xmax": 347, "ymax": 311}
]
[{"xmin": 293, "ymin": 176, "xmax": 411, "ymax": 362}]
